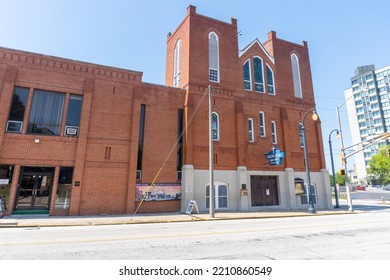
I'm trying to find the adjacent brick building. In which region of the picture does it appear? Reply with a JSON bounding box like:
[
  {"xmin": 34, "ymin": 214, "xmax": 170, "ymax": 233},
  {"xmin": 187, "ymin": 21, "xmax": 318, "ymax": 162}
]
[{"xmin": 0, "ymin": 6, "xmax": 331, "ymax": 216}]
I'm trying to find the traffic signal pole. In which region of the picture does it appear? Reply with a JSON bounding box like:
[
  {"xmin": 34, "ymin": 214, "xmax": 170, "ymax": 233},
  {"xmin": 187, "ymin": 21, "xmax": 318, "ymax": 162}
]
[{"xmin": 336, "ymin": 103, "xmax": 353, "ymax": 212}]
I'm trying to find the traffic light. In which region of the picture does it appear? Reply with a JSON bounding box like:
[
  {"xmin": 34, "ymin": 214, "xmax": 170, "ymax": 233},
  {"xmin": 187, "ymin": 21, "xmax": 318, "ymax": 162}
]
[
  {"xmin": 338, "ymin": 169, "xmax": 346, "ymax": 176},
  {"xmin": 340, "ymin": 152, "xmax": 345, "ymax": 166}
]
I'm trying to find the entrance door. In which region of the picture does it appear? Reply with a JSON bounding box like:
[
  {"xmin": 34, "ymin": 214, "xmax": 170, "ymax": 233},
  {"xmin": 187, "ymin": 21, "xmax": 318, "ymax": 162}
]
[
  {"xmin": 16, "ymin": 168, "xmax": 54, "ymax": 210},
  {"xmin": 250, "ymin": 176, "xmax": 279, "ymax": 206}
]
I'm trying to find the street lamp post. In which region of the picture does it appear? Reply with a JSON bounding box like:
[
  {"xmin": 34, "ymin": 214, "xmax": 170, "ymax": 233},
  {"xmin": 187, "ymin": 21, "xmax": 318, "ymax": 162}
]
[
  {"xmin": 328, "ymin": 129, "xmax": 340, "ymax": 208},
  {"xmin": 299, "ymin": 107, "xmax": 319, "ymax": 214}
]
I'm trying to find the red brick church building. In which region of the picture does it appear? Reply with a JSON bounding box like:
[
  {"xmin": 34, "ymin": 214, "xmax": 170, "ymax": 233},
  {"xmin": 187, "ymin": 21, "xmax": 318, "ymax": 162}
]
[{"xmin": 0, "ymin": 6, "xmax": 331, "ymax": 216}]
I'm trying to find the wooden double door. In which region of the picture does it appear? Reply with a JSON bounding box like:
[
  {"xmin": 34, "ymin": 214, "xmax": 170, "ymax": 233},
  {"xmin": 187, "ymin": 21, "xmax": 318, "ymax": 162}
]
[{"xmin": 250, "ymin": 176, "xmax": 279, "ymax": 206}]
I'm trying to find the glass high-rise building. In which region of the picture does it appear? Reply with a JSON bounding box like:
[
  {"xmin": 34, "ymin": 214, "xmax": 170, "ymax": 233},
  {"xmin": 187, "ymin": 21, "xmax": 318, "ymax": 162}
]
[{"xmin": 345, "ymin": 65, "xmax": 390, "ymax": 180}]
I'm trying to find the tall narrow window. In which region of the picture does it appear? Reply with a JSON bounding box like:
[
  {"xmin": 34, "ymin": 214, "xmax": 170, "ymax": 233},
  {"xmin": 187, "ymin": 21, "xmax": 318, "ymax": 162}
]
[
  {"xmin": 291, "ymin": 53, "xmax": 302, "ymax": 98},
  {"xmin": 6, "ymin": 87, "xmax": 29, "ymax": 133},
  {"xmin": 66, "ymin": 95, "xmax": 82, "ymax": 126},
  {"xmin": 209, "ymin": 32, "xmax": 219, "ymax": 82},
  {"xmin": 217, "ymin": 184, "xmax": 228, "ymax": 208},
  {"xmin": 28, "ymin": 89, "xmax": 65, "ymax": 135},
  {"xmin": 55, "ymin": 167, "xmax": 73, "ymax": 210},
  {"xmin": 248, "ymin": 118, "xmax": 254, "ymax": 142},
  {"xmin": 266, "ymin": 65, "xmax": 275, "ymax": 95},
  {"xmin": 65, "ymin": 95, "xmax": 82, "ymax": 137},
  {"xmin": 173, "ymin": 39, "xmax": 182, "ymax": 87},
  {"xmin": 136, "ymin": 104, "xmax": 146, "ymax": 180},
  {"xmin": 299, "ymin": 127, "xmax": 304, "ymax": 148},
  {"xmin": 271, "ymin": 121, "xmax": 277, "ymax": 144},
  {"xmin": 254, "ymin": 57, "xmax": 264, "ymax": 92},
  {"xmin": 259, "ymin": 111, "xmax": 266, "ymax": 137},
  {"xmin": 301, "ymin": 184, "xmax": 317, "ymax": 205},
  {"xmin": 0, "ymin": 165, "xmax": 14, "ymax": 208},
  {"xmin": 243, "ymin": 60, "xmax": 251, "ymax": 90},
  {"xmin": 212, "ymin": 112, "xmax": 220, "ymax": 141},
  {"xmin": 177, "ymin": 109, "xmax": 184, "ymax": 180}
]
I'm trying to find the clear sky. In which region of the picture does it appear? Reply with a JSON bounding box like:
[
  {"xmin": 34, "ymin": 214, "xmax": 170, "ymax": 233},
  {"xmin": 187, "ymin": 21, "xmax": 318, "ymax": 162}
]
[{"xmin": 1, "ymin": 0, "xmax": 390, "ymax": 174}]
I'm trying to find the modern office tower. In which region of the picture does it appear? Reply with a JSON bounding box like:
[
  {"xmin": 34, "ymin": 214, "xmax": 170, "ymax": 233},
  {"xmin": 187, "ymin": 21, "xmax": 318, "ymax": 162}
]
[{"xmin": 345, "ymin": 64, "xmax": 390, "ymax": 180}]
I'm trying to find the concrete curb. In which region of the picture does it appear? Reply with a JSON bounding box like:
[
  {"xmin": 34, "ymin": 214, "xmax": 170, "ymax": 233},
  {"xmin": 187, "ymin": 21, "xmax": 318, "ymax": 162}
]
[{"xmin": 0, "ymin": 210, "xmax": 356, "ymax": 228}]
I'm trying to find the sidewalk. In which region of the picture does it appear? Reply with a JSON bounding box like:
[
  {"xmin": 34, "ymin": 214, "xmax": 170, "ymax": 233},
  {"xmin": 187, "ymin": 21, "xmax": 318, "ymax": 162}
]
[{"xmin": 0, "ymin": 207, "xmax": 354, "ymax": 228}]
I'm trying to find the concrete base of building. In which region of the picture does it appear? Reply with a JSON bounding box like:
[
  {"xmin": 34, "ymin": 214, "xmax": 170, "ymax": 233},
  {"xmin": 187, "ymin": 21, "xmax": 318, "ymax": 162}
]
[{"xmin": 181, "ymin": 165, "xmax": 332, "ymax": 213}]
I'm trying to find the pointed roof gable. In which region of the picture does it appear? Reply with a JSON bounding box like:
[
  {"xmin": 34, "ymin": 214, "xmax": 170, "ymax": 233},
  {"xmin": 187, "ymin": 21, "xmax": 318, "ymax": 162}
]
[{"xmin": 239, "ymin": 38, "xmax": 274, "ymax": 64}]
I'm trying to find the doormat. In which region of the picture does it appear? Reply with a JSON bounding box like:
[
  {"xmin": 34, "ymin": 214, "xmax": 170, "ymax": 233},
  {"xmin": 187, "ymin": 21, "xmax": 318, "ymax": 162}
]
[{"xmin": 12, "ymin": 209, "xmax": 49, "ymax": 215}]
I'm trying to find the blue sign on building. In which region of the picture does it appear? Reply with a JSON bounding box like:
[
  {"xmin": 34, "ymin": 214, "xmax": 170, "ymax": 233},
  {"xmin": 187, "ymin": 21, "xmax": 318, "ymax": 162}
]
[{"xmin": 266, "ymin": 146, "xmax": 285, "ymax": 166}]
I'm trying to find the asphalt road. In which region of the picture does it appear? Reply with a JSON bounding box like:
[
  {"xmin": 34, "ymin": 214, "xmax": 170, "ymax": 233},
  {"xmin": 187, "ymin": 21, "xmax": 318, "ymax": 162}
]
[
  {"xmin": 341, "ymin": 188, "xmax": 390, "ymax": 211},
  {"xmin": 1, "ymin": 208, "xmax": 390, "ymax": 260},
  {"xmin": 350, "ymin": 187, "xmax": 390, "ymax": 200}
]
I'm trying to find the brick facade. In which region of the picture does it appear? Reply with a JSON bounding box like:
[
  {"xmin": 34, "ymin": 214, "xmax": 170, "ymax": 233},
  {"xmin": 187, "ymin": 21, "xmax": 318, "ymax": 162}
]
[
  {"xmin": 0, "ymin": 6, "xmax": 330, "ymax": 216},
  {"xmin": 166, "ymin": 6, "xmax": 325, "ymax": 173}
]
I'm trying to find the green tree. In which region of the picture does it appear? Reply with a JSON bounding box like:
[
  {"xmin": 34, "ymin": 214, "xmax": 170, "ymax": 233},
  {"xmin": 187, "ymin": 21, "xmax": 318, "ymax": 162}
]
[
  {"xmin": 366, "ymin": 146, "xmax": 390, "ymax": 187},
  {"xmin": 337, "ymin": 173, "xmax": 346, "ymax": 185},
  {"xmin": 329, "ymin": 173, "xmax": 345, "ymax": 186},
  {"xmin": 329, "ymin": 174, "xmax": 335, "ymax": 186}
]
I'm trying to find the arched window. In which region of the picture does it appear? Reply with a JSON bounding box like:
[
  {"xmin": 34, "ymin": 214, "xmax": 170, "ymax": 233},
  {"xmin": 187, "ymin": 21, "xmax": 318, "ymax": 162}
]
[
  {"xmin": 266, "ymin": 64, "xmax": 275, "ymax": 95},
  {"xmin": 291, "ymin": 53, "xmax": 302, "ymax": 98},
  {"xmin": 209, "ymin": 32, "xmax": 219, "ymax": 82},
  {"xmin": 212, "ymin": 112, "xmax": 219, "ymax": 141},
  {"xmin": 173, "ymin": 39, "xmax": 182, "ymax": 87},
  {"xmin": 253, "ymin": 57, "xmax": 264, "ymax": 92},
  {"xmin": 243, "ymin": 59, "xmax": 251, "ymax": 90},
  {"xmin": 206, "ymin": 183, "xmax": 228, "ymax": 209}
]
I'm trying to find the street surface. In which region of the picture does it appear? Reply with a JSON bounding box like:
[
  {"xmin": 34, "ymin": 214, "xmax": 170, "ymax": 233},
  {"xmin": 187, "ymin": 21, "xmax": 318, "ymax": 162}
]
[
  {"xmin": 351, "ymin": 187, "xmax": 390, "ymax": 200},
  {"xmin": 1, "ymin": 203, "xmax": 390, "ymax": 260},
  {"xmin": 347, "ymin": 188, "xmax": 390, "ymax": 211}
]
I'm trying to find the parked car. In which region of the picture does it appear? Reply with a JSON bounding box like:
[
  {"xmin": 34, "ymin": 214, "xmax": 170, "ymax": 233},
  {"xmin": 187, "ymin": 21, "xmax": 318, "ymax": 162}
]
[
  {"xmin": 355, "ymin": 185, "xmax": 366, "ymax": 191},
  {"xmin": 383, "ymin": 185, "xmax": 390, "ymax": 191}
]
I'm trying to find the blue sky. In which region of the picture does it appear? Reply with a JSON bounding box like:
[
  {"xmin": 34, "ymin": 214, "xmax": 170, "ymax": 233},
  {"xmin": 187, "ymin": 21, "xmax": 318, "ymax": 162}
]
[{"xmin": 1, "ymin": 0, "xmax": 390, "ymax": 173}]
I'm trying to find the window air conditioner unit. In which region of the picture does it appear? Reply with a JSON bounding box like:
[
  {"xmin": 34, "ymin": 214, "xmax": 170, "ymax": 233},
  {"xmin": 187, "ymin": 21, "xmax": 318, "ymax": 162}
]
[
  {"xmin": 6, "ymin": 120, "xmax": 23, "ymax": 133},
  {"xmin": 65, "ymin": 126, "xmax": 79, "ymax": 136}
]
